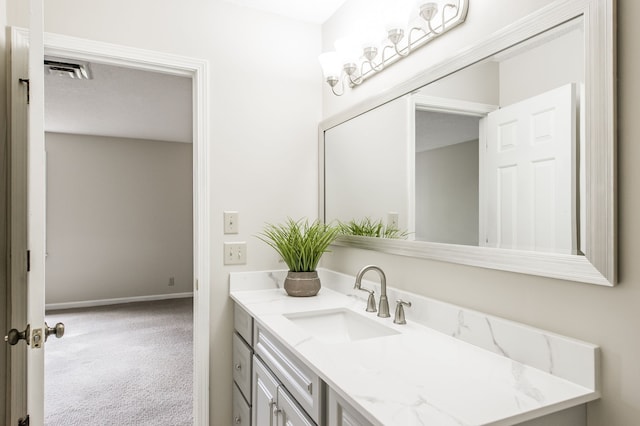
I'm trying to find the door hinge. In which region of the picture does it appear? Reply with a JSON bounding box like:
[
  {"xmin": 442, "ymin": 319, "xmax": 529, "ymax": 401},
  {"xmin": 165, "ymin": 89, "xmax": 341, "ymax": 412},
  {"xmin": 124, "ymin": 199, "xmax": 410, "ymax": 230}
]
[
  {"xmin": 26, "ymin": 250, "xmax": 30, "ymax": 272},
  {"xmin": 18, "ymin": 415, "xmax": 29, "ymax": 426},
  {"xmin": 19, "ymin": 78, "xmax": 30, "ymax": 104}
]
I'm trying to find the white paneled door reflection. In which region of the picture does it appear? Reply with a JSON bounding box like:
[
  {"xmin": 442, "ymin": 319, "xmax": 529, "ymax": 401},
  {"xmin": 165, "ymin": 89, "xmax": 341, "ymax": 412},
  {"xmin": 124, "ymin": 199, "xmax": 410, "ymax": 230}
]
[{"xmin": 481, "ymin": 83, "xmax": 577, "ymax": 254}]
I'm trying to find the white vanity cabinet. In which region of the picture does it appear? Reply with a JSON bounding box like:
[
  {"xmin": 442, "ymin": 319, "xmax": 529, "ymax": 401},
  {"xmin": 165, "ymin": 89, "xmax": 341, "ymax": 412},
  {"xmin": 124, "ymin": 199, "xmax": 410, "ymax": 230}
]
[
  {"xmin": 230, "ymin": 271, "xmax": 600, "ymax": 426},
  {"xmin": 253, "ymin": 356, "xmax": 279, "ymax": 426},
  {"xmin": 233, "ymin": 385, "xmax": 252, "ymax": 426},
  {"xmin": 327, "ymin": 388, "xmax": 372, "ymax": 426},
  {"xmin": 253, "ymin": 325, "xmax": 324, "ymax": 424},
  {"xmin": 233, "ymin": 305, "xmax": 254, "ymax": 425},
  {"xmin": 253, "ymin": 356, "xmax": 315, "ymax": 426},
  {"xmin": 235, "ymin": 302, "xmax": 323, "ymax": 426}
]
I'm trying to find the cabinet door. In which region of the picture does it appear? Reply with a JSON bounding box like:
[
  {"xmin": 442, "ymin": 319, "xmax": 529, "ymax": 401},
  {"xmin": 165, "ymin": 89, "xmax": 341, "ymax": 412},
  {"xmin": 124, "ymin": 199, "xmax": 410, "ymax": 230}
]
[
  {"xmin": 278, "ymin": 387, "xmax": 315, "ymax": 426},
  {"xmin": 253, "ymin": 356, "xmax": 279, "ymax": 426},
  {"xmin": 327, "ymin": 388, "xmax": 372, "ymax": 426},
  {"xmin": 233, "ymin": 383, "xmax": 251, "ymax": 426}
]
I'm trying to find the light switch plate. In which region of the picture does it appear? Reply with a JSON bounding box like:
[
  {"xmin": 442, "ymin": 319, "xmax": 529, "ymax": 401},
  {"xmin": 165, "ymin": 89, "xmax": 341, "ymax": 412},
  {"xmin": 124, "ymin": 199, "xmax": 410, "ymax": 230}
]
[
  {"xmin": 224, "ymin": 242, "xmax": 246, "ymax": 265},
  {"xmin": 387, "ymin": 212, "xmax": 399, "ymax": 229},
  {"xmin": 224, "ymin": 211, "xmax": 239, "ymax": 234}
]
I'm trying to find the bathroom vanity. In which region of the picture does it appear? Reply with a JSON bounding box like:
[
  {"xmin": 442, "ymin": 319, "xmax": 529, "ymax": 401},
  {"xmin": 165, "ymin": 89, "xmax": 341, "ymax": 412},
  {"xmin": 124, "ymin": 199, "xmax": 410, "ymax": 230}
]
[{"xmin": 229, "ymin": 269, "xmax": 599, "ymax": 426}]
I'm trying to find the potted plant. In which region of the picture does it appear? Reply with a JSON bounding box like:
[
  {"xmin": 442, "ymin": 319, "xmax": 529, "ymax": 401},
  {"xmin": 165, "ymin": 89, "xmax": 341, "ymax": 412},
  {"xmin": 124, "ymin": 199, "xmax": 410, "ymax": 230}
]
[
  {"xmin": 258, "ymin": 218, "xmax": 339, "ymax": 297},
  {"xmin": 338, "ymin": 217, "xmax": 409, "ymax": 239}
]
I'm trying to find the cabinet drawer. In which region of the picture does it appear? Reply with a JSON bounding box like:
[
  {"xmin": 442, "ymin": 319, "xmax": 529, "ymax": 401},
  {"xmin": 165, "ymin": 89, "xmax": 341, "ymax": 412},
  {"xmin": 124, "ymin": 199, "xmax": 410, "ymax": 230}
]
[
  {"xmin": 254, "ymin": 324, "xmax": 323, "ymax": 424},
  {"xmin": 233, "ymin": 383, "xmax": 251, "ymax": 426},
  {"xmin": 234, "ymin": 304, "xmax": 253, "ymax": 344},
  {"xmin": 233, "ymin": 332, "xmax": 253, "ymax": 401}
]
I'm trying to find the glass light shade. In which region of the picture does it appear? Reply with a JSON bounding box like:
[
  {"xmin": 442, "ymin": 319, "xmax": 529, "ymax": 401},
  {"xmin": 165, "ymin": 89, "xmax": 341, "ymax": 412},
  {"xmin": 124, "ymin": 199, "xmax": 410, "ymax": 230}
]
[
  {"xmin": 334, "ymin": 37, "xmax": 362, "ymax": 66},
  {"xmin": 318, "ymin": 52, "xmax": 342, "ymax": 79}
]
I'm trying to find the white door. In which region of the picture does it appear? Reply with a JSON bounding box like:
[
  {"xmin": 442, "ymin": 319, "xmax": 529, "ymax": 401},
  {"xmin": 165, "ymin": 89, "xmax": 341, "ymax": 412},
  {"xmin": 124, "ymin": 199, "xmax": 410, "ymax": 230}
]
[
  {"xmin": 480, "ymin": 83, "xmax": 577, "ymax": 254},
  {"xmin": 7, "ymin": 0, "xmax": 49, "ymax": 424}
]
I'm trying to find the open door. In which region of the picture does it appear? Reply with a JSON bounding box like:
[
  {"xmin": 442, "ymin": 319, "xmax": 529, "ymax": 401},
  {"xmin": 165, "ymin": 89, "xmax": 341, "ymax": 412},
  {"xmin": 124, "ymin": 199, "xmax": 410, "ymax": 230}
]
[
  {"xmin": 480, "ymin": 83, "xmax": 577, "ymax": 254},
  {"xmin": 9, "ymin": 23, "xmax": 212, "ymax": 424},
  {"xmin": 6, "ymin": 1, "xmax": 61, "ymax": 425}
]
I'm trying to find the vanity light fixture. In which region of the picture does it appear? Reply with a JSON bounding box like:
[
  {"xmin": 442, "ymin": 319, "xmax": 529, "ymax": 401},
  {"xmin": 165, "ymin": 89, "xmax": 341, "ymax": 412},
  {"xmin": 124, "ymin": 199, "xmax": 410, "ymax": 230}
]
[{"xmin": 319, "ymin": 0, "xmax": 469, "ymax": 96}]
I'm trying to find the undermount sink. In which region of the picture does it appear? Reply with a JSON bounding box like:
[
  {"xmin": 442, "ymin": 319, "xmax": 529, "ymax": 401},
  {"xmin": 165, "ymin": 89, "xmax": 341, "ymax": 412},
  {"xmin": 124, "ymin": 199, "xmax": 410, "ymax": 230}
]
[{"xmin": 284, "ymin": 308, "xmax": 399, "ymax": 344}]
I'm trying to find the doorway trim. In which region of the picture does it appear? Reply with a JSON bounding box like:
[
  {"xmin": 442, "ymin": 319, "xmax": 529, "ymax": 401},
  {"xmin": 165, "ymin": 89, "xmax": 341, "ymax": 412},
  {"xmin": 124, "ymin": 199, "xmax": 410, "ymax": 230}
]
[{"xmin": 16, "ymin": 28, "xmax": 211, "ymax": 424}]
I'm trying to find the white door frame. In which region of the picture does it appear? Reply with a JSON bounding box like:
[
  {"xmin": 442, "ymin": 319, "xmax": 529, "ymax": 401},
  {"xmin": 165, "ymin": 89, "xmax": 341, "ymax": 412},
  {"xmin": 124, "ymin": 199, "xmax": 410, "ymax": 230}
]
[
  {"xmin": 410, "ymin": 94, "xmax": 498, "ymax": 243},
  {"xmin": 9, "ymin": 27, "xmax": 211, "ymax": 425}
]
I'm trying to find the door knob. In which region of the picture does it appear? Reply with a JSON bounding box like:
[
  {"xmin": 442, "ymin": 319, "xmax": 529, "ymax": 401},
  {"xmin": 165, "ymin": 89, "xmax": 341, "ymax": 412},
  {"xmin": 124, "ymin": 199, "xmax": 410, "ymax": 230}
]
[
  {"xmin": 44, "ymin": 322, "xmax": 65, "ymax": 341},
  {"xmin": 4, "ymin": 325, "xmax": 30, "ymax": 346}
]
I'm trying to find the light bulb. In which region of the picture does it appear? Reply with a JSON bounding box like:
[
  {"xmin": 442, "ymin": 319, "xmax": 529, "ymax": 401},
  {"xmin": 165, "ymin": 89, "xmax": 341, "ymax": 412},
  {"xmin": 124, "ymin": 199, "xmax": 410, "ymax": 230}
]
[{"xmin": 318, "ymin": 52, "xmax": 341, "ymax": 81}]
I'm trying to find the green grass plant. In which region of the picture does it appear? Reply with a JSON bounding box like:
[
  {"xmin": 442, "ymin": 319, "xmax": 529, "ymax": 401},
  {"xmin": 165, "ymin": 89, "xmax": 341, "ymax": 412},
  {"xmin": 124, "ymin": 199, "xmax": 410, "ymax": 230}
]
[
  {"xmin": 258, "ymin": 218, "xmax": 340, "ymax": 272},
  {"xmin": 338, "ymin": 217, "xmax": 409, "ymax": 239}
]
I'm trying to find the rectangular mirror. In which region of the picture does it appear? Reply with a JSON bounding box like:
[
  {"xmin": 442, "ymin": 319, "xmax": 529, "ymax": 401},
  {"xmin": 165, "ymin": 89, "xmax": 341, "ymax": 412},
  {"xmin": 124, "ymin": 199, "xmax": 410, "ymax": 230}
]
[{"xmin": 320, "ymin": 0, "xmax": 616, "ymax": 286}]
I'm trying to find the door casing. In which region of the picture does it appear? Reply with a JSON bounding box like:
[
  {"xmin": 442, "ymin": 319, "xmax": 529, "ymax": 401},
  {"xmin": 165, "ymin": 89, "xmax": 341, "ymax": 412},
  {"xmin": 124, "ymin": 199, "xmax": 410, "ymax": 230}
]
[{"xmin": 8, "ymin": 27, "xmax": 211, "ymax": 425}]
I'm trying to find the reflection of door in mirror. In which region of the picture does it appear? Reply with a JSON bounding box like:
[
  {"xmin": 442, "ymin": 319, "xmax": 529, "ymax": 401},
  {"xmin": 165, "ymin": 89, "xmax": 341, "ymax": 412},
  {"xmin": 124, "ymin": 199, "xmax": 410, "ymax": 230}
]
[
  {"xmin": 480, "ymin": 83, "xmax": 577, "ymax": 255},
  {"xmin": 412, "ymin": 19, "xmax": 583, "ymax": 252}
]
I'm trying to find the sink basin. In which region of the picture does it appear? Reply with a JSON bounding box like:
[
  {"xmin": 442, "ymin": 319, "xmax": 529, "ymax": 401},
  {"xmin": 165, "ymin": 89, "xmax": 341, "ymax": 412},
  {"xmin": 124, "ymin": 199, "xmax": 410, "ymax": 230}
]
[{"xmin": 284, "ymin": 308, "xmax": 399, "ymax": 344}]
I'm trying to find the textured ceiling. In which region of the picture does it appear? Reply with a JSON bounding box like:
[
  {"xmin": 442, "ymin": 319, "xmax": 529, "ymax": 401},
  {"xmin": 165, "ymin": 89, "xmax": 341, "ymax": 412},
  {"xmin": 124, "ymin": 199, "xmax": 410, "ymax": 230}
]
[{"xmin": 45, "ymin": 61, "xmax": 193, "ymax": 143}]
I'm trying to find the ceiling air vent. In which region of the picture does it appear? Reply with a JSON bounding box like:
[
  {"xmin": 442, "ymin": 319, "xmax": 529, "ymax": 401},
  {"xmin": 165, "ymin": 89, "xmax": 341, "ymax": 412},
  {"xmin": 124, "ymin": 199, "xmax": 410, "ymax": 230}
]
[{"xmin": 44, "ymin": 59, "xmax": 92, "ymax": 80}]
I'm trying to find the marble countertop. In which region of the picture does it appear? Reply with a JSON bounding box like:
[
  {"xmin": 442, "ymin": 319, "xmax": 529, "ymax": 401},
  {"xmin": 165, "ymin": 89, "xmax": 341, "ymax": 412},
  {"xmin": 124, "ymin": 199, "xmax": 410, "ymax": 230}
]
[{"xmin": 229, "ymin": 269, "xmax": 599, "ymax": 426}]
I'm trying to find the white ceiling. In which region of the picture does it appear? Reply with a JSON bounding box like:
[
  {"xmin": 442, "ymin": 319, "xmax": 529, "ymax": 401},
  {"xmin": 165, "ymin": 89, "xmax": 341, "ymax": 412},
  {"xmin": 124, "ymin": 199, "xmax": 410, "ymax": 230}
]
[
  {"xmin": 45, "ymin": 61, "xmax": 193, "ymax": 143},
  {"xmin": 415, "ymin": 110, "xmax": 481, "ymax": 152}
]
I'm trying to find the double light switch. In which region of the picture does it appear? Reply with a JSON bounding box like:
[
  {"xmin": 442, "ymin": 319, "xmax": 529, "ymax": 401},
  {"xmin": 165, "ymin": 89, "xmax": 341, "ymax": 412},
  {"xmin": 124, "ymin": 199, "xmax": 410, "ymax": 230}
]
[{"xmin": 224, "ymin": 211, "xmax": 246, "ymax": 265}]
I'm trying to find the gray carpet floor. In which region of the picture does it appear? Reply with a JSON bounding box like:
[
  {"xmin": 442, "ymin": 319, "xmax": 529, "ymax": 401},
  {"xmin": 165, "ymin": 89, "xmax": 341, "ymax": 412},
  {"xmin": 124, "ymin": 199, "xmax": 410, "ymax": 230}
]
[{"xmin": 44, "ymin": 298, "xmax": 193, "ymax": 426}]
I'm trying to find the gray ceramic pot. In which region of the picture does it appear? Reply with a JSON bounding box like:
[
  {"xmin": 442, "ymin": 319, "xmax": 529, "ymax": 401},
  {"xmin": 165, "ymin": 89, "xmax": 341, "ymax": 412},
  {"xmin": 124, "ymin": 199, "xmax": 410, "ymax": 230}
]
[{"xmin": 284, "ymin": 271, "xmax": 321, "ymax": 297}]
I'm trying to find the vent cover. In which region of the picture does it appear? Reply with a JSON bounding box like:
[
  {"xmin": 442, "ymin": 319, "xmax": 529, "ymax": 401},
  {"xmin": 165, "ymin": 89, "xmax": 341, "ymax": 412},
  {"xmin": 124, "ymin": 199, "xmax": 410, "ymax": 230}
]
[{"xmin": 44, "ymin": 59, "xmax": 92, "ymax": 80}]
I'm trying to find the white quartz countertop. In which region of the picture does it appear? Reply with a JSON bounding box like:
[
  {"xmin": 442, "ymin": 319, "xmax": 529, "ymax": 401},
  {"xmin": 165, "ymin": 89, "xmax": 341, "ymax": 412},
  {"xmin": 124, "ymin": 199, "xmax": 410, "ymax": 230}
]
[{"xmin": 230, "ymin": 269, "xmax": 599, "ymax": 426}]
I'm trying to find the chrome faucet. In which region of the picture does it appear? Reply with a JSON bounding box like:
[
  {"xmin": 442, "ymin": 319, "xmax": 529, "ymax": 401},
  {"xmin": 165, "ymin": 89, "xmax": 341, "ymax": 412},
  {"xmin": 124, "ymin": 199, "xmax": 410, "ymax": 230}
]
[{"xmin": 354, "ymin": 265, "xmax": 390, "ymax": 318}]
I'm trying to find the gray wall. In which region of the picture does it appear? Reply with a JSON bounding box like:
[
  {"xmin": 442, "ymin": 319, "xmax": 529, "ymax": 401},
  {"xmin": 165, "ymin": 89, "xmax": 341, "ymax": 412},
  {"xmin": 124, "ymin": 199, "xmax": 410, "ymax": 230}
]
[
  {"xmin": 415, "ymin": 140, "xmax": 479, "ymax": 245},
  {"xmin": 499, "ymin": 24, "xmax": 584, "ymax": 107},
  {"xmin": 45, "ymin": 133, "xmax": 193, "ymax": 305},
  {"xmin": 417, "ymin": 60, "xmax": 500, "ymax": 105},
  {"xmin": 325, "ymin": 95, "xmax": 411, "ymax": 230},
  {"xmin": 322, "ymin": 1, "xmax": 640, "ymax": 425}
]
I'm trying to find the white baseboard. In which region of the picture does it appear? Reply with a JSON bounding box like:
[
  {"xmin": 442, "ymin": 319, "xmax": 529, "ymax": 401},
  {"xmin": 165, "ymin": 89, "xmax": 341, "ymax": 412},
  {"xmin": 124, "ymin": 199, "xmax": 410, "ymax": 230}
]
[{"xmin": 45, "ymin": 292, "xmax": 194, "ymax": 311}]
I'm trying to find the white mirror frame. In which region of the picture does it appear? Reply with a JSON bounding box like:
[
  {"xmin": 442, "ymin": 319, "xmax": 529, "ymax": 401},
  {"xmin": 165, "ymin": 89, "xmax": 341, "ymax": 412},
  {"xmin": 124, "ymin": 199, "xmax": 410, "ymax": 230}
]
[{"xmin": 319, "ymin": 0, "xmax": 616, "ymax": 286}]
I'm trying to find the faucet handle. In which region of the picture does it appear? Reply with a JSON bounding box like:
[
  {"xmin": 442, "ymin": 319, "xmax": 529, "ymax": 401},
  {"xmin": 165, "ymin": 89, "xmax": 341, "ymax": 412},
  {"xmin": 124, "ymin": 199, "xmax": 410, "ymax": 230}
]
[
  {"xmin": 394, "ymin": 299, "xmax": 412, "ymax": 324},
  {"xmin": 355, "ymin": 286, "xmax": 377, "ymax": 312},
  {"xmin": 365, "ymin": 290, "xmax": 377, "ymax": 313}
]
